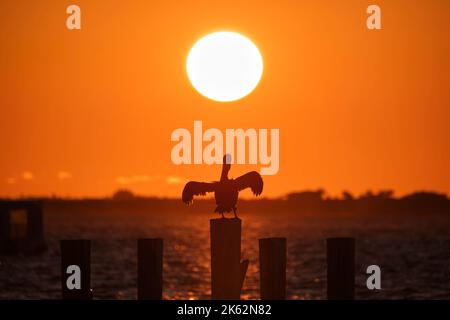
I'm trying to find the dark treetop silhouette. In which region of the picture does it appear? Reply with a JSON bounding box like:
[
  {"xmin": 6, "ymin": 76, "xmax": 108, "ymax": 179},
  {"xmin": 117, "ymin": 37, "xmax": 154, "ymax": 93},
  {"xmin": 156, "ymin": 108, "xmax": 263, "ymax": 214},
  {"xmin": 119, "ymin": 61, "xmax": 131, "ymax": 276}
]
[{"xmin": 182, "ymin": 154, "xmax": 263, "ymax": 218}]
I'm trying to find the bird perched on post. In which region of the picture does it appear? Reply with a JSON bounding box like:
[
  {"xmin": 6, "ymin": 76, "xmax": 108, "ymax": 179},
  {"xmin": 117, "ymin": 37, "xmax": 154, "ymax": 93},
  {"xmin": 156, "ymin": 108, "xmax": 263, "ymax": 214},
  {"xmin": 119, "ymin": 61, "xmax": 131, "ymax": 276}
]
[{"xmin": 182, "ymin": 154, "xmax": 263, "ymax": 218}]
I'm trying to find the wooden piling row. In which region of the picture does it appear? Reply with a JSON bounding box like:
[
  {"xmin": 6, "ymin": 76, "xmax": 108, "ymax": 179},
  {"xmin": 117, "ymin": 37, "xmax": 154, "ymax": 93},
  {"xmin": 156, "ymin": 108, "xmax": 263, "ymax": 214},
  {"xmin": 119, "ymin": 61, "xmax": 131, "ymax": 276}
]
[
  {"xmin": 60, "ymin": 238, "xmax": 164, "ymax": 300},
  {"xmin": 59, "ymin": 230, "xmax": 356, "ymax": 300}
]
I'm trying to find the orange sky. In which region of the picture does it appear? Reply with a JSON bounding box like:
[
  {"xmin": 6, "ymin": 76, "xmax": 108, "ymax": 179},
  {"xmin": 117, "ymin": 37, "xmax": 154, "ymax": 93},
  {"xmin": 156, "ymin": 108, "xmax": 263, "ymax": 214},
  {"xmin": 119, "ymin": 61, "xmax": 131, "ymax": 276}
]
[{"xmin": 1, "ymin": 0, "xmax": 449, "ymax": 198}]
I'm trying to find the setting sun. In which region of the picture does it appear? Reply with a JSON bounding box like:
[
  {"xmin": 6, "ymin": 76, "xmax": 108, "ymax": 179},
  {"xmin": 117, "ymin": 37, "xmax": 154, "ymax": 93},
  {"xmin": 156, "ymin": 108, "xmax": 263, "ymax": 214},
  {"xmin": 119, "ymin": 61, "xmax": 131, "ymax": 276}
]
[{"xmin": 186, "ymin": 31, "xmax": 263, "ymax": 102}]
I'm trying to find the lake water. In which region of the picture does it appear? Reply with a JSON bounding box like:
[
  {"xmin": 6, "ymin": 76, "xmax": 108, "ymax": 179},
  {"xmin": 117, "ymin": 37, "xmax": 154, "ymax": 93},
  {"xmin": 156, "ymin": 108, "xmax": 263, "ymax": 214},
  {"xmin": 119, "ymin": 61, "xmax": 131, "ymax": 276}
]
[{"xmin": 1, "ymin": 209, "xmax": 449, "ymax": 299}]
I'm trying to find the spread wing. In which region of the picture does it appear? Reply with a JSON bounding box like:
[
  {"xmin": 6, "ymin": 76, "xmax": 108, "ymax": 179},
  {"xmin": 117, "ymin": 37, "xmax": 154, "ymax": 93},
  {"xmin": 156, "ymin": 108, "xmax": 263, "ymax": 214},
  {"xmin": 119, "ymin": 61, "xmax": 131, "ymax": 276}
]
[
  {"xmin": 182, "ymin": 181, "xmax": 218, "ymax": 204},
  {"xmin": 235, "ymin": 171, "xmax": 263, "ymax": 196}
]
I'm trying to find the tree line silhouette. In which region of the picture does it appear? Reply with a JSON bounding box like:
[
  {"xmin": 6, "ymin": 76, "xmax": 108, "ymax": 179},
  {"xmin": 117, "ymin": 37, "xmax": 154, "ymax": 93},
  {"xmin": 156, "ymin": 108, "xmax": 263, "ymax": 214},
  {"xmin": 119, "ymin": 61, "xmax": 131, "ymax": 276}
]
[{"xmin": 5, "ymin": 189, "xmax": 448, "ymax": 216}]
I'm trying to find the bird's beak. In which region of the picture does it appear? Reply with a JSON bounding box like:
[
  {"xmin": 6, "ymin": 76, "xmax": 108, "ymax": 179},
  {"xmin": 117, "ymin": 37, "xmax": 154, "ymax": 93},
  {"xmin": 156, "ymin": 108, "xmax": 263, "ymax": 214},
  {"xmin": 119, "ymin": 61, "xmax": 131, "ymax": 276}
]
[{"xmin": 224, "ymin": 153, "xmax": 232, "ymax": 164}]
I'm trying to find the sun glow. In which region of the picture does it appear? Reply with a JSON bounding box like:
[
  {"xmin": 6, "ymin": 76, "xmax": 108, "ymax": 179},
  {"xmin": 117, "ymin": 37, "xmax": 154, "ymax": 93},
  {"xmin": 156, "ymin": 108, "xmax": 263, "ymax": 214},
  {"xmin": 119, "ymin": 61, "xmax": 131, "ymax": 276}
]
[{"xmin": 186, "ymin": 31, "xmax": 263, "ymax": 102}]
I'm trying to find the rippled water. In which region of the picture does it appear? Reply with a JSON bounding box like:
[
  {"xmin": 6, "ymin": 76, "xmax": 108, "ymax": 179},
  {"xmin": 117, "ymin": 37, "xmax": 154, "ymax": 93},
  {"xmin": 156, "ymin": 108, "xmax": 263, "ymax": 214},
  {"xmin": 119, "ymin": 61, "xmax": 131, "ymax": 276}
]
[{"xmin": 1, "ymin": 209, "xmax": 449, "ymax": 299}]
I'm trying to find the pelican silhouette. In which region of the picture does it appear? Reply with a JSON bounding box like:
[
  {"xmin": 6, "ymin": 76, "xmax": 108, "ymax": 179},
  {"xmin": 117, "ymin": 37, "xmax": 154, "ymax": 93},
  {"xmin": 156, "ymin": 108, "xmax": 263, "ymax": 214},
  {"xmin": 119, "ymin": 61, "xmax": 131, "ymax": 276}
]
[{"xmin": 182, "ymin": 154, "xmax": 263, "ymax": 218}]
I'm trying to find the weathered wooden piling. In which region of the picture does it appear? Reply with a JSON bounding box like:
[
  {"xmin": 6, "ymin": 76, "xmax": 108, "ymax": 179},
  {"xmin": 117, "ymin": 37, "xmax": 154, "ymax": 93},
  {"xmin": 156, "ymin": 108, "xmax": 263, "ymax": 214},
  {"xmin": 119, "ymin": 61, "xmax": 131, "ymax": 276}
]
[
  {"xmin": 60, "ymin": 240, "xmax": 92, "ymax": 300},
  {"xmin": 210, "ymin": 218, "xmax": 247, "ymax": 299},
  {"xmin": 327, "ymin": 237, "xmax": 355, "ymax": 300},
  {"xmin": 137, "ymin": 238, "xmax": 163, "ymax": 300},
  {"xmin": 259, "ymin": 237, "xmax": 287, "ymax": 300},
  {"xmin": 0, "ymin": 200, "xmax": 46, "ymax": 255},
  {"xmin": 27, "ymin": 202, "xmax": 45, "ymax": 247},
  {"xmin": 0, "ymin": 205, "xmax": 9, "ymax": 254}
]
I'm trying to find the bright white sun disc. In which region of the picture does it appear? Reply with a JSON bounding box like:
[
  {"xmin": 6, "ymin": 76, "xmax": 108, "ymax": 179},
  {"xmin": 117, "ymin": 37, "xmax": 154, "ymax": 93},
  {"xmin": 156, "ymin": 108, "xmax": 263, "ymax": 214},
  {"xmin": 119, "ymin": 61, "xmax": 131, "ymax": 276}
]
[{"xmin": 186, "ymin": 31, "xmax": 263, "ymax": 102}]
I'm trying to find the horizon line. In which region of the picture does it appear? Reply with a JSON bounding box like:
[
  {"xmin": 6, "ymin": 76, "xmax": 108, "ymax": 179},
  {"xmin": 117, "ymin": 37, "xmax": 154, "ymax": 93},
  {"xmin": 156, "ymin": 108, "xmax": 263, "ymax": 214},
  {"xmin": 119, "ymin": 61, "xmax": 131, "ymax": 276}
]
[{"xmin": 1, "ymin": 188, "xmax": 448, "ymax": 201}]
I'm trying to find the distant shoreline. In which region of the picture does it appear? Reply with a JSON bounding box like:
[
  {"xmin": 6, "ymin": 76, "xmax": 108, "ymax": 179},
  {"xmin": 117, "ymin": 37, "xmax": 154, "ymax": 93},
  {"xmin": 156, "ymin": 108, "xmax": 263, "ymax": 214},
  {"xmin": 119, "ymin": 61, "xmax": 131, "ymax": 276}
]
[{"xmin": 2, "ymin": 190, "xmax": 449, "ymax": 216}]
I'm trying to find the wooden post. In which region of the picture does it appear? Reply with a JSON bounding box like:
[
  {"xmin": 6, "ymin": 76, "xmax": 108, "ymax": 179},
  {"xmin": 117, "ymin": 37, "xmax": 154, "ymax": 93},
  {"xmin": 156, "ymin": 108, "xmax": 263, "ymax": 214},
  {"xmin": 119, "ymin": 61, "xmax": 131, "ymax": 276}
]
[
  {"xmin": 259, "ymin": 237, "xmax": 287, "ymax": 300},
  {"xmin": 137, "ymin": 238, "xmax": 163, "ymax": 300},
  {"xmin": 327, "ymin": 237, "xmax": 355, "ymax": 300},
  {"xmin": 27, "ymin": 201, "xmax": 46, "ymax": 253},
  {"xmin": 0, "ymin": 200, "xmax": 46, "ymax": 255},
  {"xmin": 27, "ymin": 202, "xmax": 44, "ymax": 242},
  {"xmin": 60, "ymin": 240, "xmax": 92, "ymax": 300},
  {"xmin": 0, "ymin": 204, "xmax": 10, "ymax": 254},
  {"xmin": 210, "ymin": 218, "xmax": 246, "ymax": 299}
]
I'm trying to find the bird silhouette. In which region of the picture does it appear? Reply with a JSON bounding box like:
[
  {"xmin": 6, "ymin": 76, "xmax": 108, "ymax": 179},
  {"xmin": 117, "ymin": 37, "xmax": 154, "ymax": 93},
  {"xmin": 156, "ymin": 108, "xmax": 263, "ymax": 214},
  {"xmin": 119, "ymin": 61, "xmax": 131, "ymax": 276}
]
[{"xmin": 182, "ymin": 154, "xmax": 263, "ymax": 218}]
